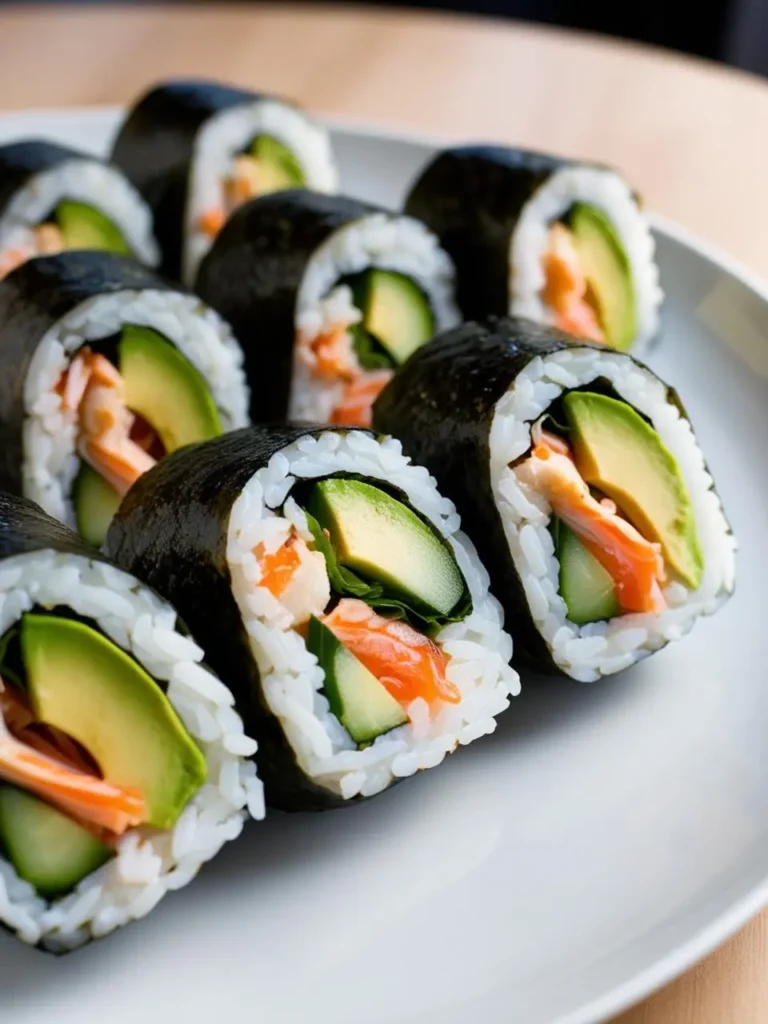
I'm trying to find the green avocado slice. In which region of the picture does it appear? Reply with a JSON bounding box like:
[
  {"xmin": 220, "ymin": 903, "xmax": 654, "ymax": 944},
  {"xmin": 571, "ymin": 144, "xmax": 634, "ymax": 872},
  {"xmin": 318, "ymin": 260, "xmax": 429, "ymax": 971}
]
[
  {"xmin": 0, "ymin": 785, "xmax": 112, "ymax": 897},
  {"xmin": 569, "ymin": 204, "xmax": 637, "ymax": 351},
  {"xmin": 250, "ymin": 135, "xmax": 305, "ymax": 191},
  {"xmin": 563, "ymin": 391, "xmax": 703, "ymax": 589},
  {"xmin": 21, "ymin": 614, "xmax": 207, "ymax": 830},
  {"xmin": 350, "ymin": 270, "xmax": 435, "ymax": 366},
  {"xmin": 307, "ymin": 478, "xmax": 466, "ymax": 618},
  {"xmin": 119, "ymin": 325, "xmax": 223, "ymax": 453},
  {"xmin": 55, "ymin": 201, "xmax": 131, "ymax": 255}
]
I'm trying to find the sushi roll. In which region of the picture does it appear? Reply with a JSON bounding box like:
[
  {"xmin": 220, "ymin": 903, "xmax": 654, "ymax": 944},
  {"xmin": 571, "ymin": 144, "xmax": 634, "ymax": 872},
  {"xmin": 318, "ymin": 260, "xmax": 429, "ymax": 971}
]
[
  {"xmin": 195, "ymin": 190, "xmax": 459, "ymax": 427},
  {"xmin": 111, "ymin": 79, "xmax": 339, "ymax": 283},
  {"xmin": 405, "ymin": 145, "xmax": 662, "ymax": 353},
  {"xmin": 373, "ymin": 317, "xmax": 735, "ymax": 680},
  {"xmin": 105, "ymin": 425, "xmax": 518, "ymax": 811},
  {"xmin": 0, "ymin": 139, "xmax": 159, "ymax": 280},
  {"xmin": 0, "ymin": 493, "xmax": 262, "ymax": 951},
  {"xmin": 0, "ymin": 250, "xmax": 249, "ymax": 547}
]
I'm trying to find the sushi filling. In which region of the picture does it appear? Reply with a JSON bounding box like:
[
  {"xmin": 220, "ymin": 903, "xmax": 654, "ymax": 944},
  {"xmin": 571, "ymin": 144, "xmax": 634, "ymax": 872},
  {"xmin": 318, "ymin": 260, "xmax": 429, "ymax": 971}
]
[
  {"xmin": 291, "ymin": 215, "xmax": 459, "ymax": 425},
  {"xmin": 490, "ymin": 348, "xmax": 734, "ymax": 680},
  {"xmin": 295, "ymin": 269, "xmax": 436, "ymax": 427},
  {"xmin": 227, "ymin": 430, "xmax": 517, "ymax": 799},
  {"xmin": 54, "ymin": 327, "xmax": 225, "ymax": 547},
  {"xmin": 0, "ymin": 612, "xmax": 207, "ymax": 895},
  {"xmin": 0, "ymin": 549, "xmax": 261, "ymax": 950},
  {"xmin": 0, "ymin": 202, "xmax": 132, "ymax": 282},
  {"xmin": 509, "ymin": 166, "xmax": 662, "ymax": 352},
  {"xmin": 23, "ymin": 289, "xmax": 249, "ymax": 542},
  {"xmin": 540, "ymin": 207, "xmax": 636, "ymax": 349},
  {"xmin": 198, "ymin": 136, "xmax": 307, "ymax": 241},
  {"xmin": 186, "ymin": 100, "xmax": 338, "ymax": 282}
]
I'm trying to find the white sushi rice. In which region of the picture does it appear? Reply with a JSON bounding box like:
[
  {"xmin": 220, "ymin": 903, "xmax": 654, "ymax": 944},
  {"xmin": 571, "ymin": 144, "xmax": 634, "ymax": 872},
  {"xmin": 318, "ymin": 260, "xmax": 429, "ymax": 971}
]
[
  {"xmin": 509, "ymin": 165, "xmax": 663, "ymax": 351},
  {"xmin": 0, "ymin": 550, "xmax": 263, "ymax": 951},
  {"xmin": 0, "ymin": 158, "xmax": 159, "ymax": 268},
  {"xmin": 489, "ymin": 346, "xmax": 736, "ymax": 681},
  {"xmin": 289, "ymin": 215, "xmax": 460, "ymax": 421},
  {"xmin": 226, "ymin": 430, "xmax": 518, "ymax": 800},
  {"xmin": 22, "ymin": 289, "xmax": 250, "ymax": 529},
  {"xmin": 185, "ymin": 99, "xmax": 339, "ymax": 284}
]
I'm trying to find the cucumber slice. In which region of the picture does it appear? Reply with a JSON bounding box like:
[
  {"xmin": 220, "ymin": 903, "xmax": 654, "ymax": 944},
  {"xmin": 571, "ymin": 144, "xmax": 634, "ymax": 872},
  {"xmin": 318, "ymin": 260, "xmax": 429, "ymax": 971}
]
[
  {"xmin": 556, "ymin": 520, "xmax": 621, "ymax": 625},
  {"xmin": 73, "ymin": 462, "xmax": 122, "ymax": 549},
  {"xmin": 0, "ymin": 785, "xmax": 112, "ymax": 897},
  {"xmin": 307, "ymin": 615, "xmax": 408, "ymax": 747},
  {"xmin": 307, "ymin": 477, "xmax": 465, "ymax": 618}
]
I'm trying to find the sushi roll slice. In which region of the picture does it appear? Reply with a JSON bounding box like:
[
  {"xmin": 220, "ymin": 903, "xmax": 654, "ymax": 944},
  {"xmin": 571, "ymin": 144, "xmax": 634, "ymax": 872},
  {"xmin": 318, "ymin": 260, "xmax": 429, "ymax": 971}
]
[
  {"xmin": 0, "ymin": 493, "xmax": 262, "ymax": 952},
  {"xmin": 105, "ymin": 425, "xmax": 518, "ymax": 811},
  {"xmin": 111, "ymin": 79, "xmax": 339, "ymax": 283},
  {"xmin": 0, "ymin": 250, "xmax": 249, "ymax": 547},
  {"xmin": 0, "ymin": 140, "xmax": 159, "ymax": 280},
  {"xmin": 195, "ymin": 190, "xmax": 459, "ymax": 427},
  {"xmin": 373, "ymin": 317, "xmax": 735, "ymax": 681},
  {"xmin": 405, "ymin": 146, "xmax": 663, "ymax": 353}
]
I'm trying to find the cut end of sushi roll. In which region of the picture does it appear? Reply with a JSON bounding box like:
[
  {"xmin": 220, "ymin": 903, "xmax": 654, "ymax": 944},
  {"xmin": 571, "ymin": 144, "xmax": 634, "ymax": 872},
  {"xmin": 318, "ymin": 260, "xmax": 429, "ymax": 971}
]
[
  {"xmin": 186, "ymin": 97, "xmax": 339, "ymax": 283},
  {"xmin": 0, "ymin": 251, "xmax": 250, "ymax": 546},
  {"xmin": 488, "ymin": 342, "xmax": 734, "ymax": 680},
  {"xmin": 0, "ymin": 494, "xmax": 261, "ymax": 952},
  {"xmin": 291, "ymin": 208, "xmax": 459, "ymax": 426},
  {"xmin": 373, "ymin": 317, "xmax": 735, "ymax": 681},
  {"xmin": 195, "ymin": 190, "xmax": 459, "ymax": 428},
  {"xmin": 106, "ymin": 426, "xmax": 518, "ymax": 810},
  {"xmin": 405, "ymin": 145, "xmax": 663, "ymax": 353},
  {"xmin": 224, "ymin": 430, "xmax": 516, "ymax": 802},
  {"xmin": 0, "ymin": 140, "xmax": 159, "ymax": 280}
]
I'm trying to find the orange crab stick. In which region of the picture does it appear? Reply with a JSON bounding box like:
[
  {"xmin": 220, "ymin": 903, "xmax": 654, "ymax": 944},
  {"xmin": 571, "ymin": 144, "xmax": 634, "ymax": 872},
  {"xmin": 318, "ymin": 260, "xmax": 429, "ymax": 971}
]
[
  {"xmin": 257, "ymin": 535, "xmax": 304, "ymax": 600},
  {"xmin": 542, "ymin": 224, "xmax": 605, "ymax": 343},
  {"xmin": 517, "ymin": 434, "xmax": 666, "ymax": 614},
  {"xmin": 0, "ymin": 708, "xmax": 145, "ymax": 836},
  {"xmin": 322, "ymin": 599, "xmax": 460, "ymax": 708},
  {"xmin": 59, "ymin": 349, "xmax": 157, "ymax": 497},
  {"xmin": 330, "ymin": 370, "xmax": 394, "ymax": 428}
]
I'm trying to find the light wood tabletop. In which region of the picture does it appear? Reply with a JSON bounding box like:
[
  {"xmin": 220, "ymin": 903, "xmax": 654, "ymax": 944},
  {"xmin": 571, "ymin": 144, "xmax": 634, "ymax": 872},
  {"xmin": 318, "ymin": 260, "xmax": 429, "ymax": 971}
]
[{"xmin": 0, "ymin": 4, "xmax": 766, "ymax": 1021}]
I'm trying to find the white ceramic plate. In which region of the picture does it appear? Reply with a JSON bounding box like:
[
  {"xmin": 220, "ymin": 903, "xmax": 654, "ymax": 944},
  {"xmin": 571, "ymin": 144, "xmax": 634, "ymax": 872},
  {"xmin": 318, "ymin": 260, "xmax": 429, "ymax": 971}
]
[{"xmin": 0, "ymin": 109, "xmax": 764, "ymax": 1024}]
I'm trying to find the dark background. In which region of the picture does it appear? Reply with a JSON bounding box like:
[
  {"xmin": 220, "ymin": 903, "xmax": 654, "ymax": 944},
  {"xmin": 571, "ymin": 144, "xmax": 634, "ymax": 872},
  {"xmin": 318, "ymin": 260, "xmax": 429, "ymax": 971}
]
[{"xmin": 3, "ymin": 0, "xmax": 767, "ymax": 76}]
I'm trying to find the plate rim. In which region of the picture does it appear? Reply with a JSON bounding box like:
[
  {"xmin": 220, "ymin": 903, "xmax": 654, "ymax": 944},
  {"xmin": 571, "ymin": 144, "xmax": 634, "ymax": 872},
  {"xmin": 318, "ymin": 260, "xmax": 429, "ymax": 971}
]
[{"xmin": 0, "ymin": 102, "xmax": 765, "ymax": 1024}]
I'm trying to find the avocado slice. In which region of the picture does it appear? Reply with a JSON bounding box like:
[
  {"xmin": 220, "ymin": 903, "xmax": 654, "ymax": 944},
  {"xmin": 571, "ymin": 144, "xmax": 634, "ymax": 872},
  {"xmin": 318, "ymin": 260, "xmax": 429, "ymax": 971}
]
[
  {"xmin": 119, "ymin": 325, "xmax": 223, "ymax": 452},
  {"xmin": 0, "ymin": 785, "xmax": 112, "ymax": 897},
  {"xmin": 569, "ymin": 204, "xmax": 636, "ymax": 351},
  {"xmin": 73, "ymin": 462, "xmax": 121, "ymax": 549},
  {"xmin": 351, "ymin": 270, "xmax": 435, "ymax": 366},
  {"xmin": 307, "ymin": 615, "xmax": 408, "ymax": 746},
  {"xmin": 250, "ymin": 135, "xmax": 305, "ymax": 192},
  {"xmin": 563, "ymin": 391, "xmax": 704, "ymax": 589},
  {"xmin": 20, "ymin": 615, "xmax": 207, "ymax": 829},
  {"xmin": 55, "ymin": 201, "xmax": 131, "ymax": 255},
  {"xmin": 307, "ymin": 478, "xmax": 466, "ymax": 618},
  {"xmin": 555, "ymin": 519, "xmax": 620, "ymax": 624}
]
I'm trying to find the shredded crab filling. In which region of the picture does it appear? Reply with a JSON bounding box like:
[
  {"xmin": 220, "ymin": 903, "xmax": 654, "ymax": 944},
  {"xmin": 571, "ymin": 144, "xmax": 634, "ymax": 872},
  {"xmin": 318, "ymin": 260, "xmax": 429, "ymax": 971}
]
[{"xmin": 541, "ymin": 222, "xmax": 605, "ymax": 343}]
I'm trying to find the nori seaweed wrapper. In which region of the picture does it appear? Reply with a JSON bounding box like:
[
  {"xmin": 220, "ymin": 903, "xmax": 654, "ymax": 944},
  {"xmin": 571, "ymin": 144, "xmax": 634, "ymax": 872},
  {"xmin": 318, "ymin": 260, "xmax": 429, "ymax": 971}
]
[
  {"xmin": 373, "ymin": 316, "xmax": 591, "ymax": 674},
  {"xmin": 105, "ymin": 424, "xmax": 374, "ymax": 812},
  {"xmin": 195, "ymin": 189, "xmax": 382, "ymax": 422},
  {"xmin": 0, "ymin": 490, "xmax": 110, "ymax": 565},
  {"xmin": 0, "ymin": 251, "xmax": 174, "ymax": 497},
  {"xmin": 0, "ymin": 139, "xmax": 101, "ymax": 218},
  {"xmin": 111, "ymin": 80, "xmax": 272, "ymax": 279},
  {"xmin": 405, "ymin": 145, "xmax": 577, "ymax": 320}
]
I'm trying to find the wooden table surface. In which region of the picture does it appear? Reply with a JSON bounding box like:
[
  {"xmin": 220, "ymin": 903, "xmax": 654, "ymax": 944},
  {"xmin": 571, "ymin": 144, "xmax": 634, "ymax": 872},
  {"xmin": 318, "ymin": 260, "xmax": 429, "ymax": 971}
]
[{"xmin": 0, "ymin": 4, "xmax": 766, "ymax": 1020}]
